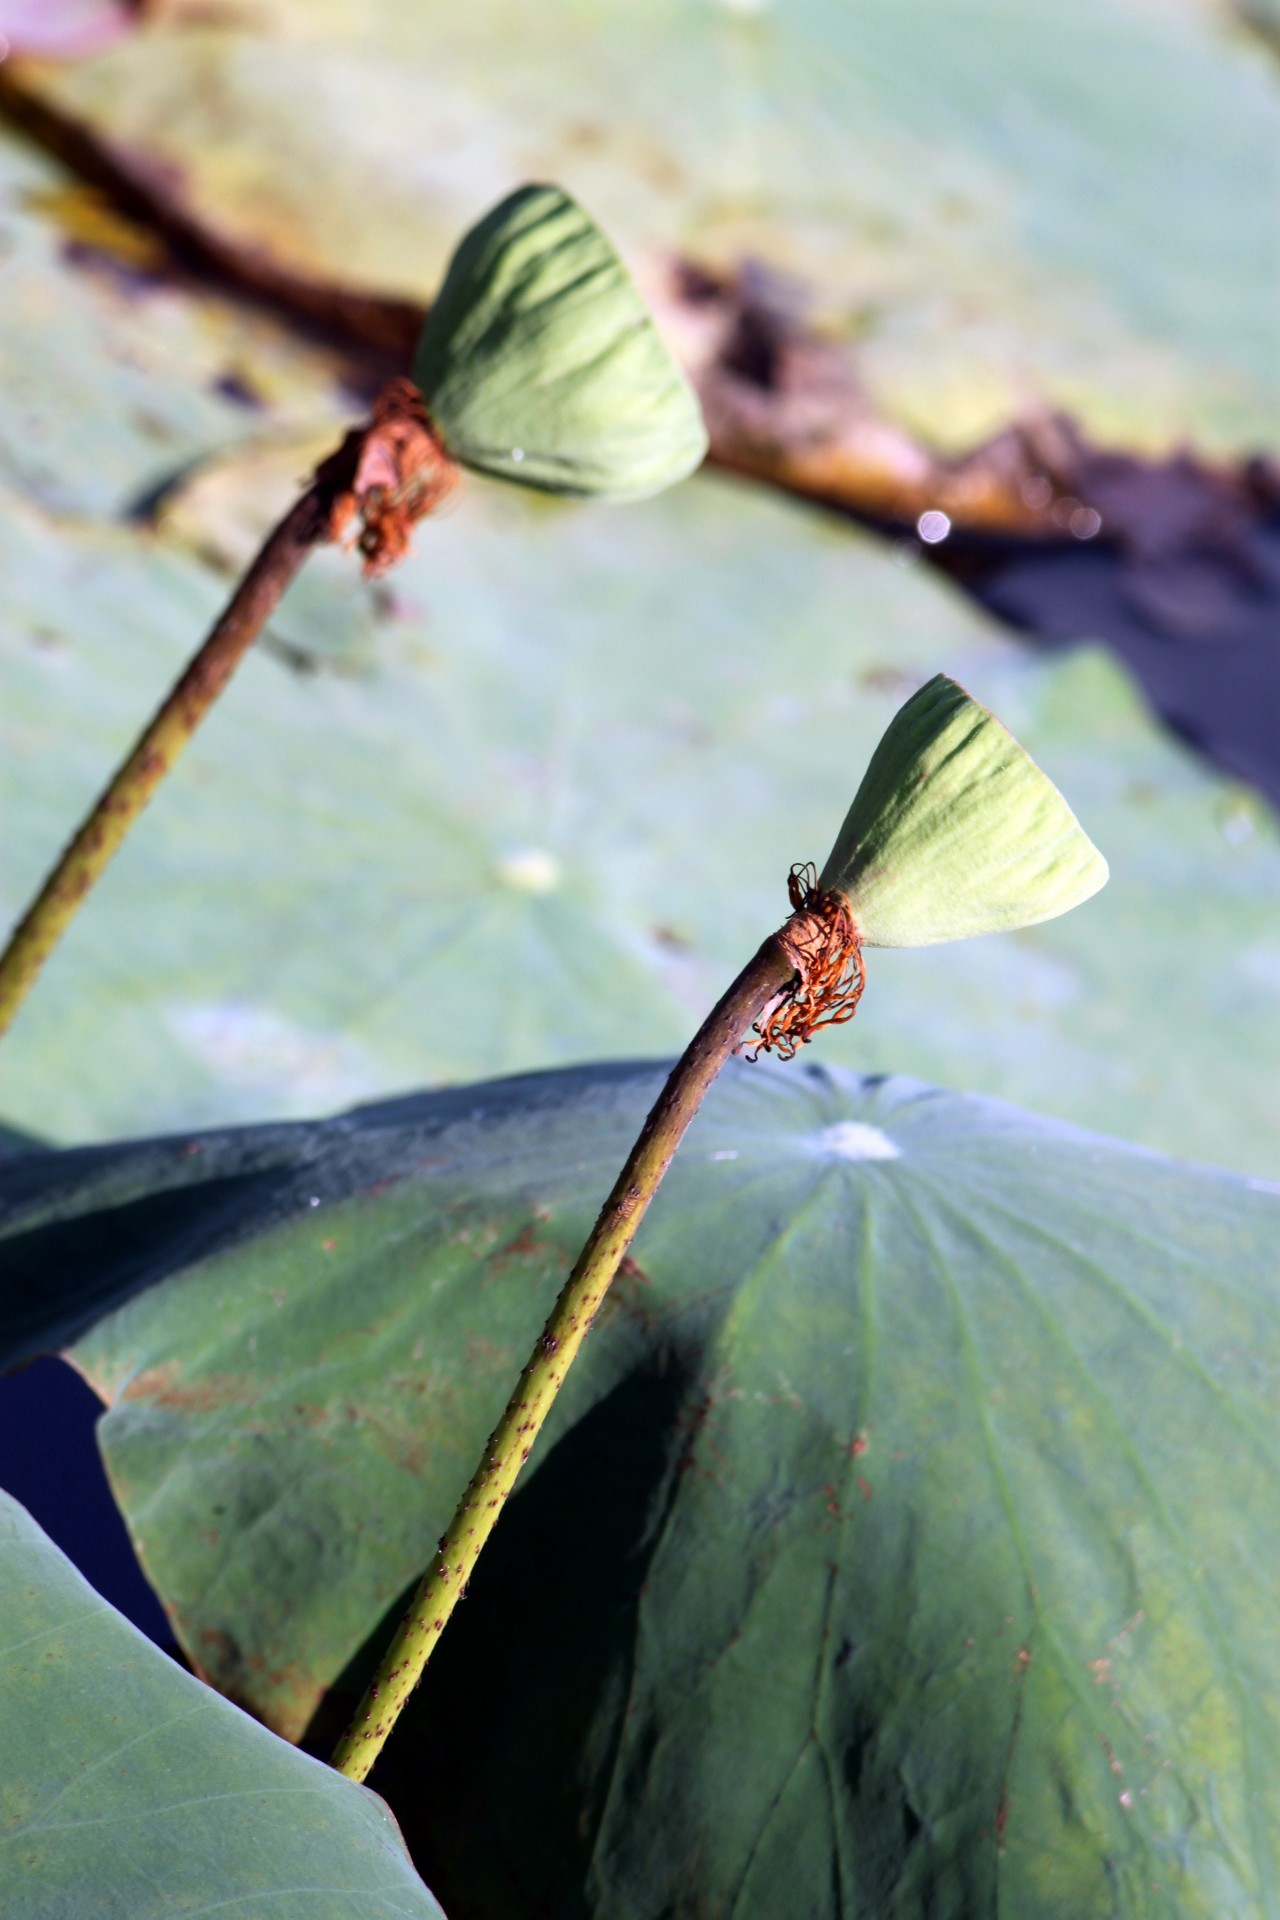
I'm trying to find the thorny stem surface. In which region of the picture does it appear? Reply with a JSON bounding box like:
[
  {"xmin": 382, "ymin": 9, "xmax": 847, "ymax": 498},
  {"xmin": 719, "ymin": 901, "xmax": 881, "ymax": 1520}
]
[
  {"xmin": 0, "ymin": 380, "xmax": 454, "ymax": 1047},
  {"xmin": 332, "ymin": 922, "xmax": 817, "ymax": 1784}
]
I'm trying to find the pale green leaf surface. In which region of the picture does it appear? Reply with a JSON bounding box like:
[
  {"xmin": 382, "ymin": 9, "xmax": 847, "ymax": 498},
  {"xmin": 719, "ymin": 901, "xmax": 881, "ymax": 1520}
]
[
  {"xmin": 414, "ymin": 183, "xmax": 707, "ymax": 498},
  {"xmin": 2, "ymin": 1061, "xmax": 1277, "ymax": 1916},
  {"xmin": 823, "ymin": 673, "xmax": 1108, "ymax": 946},
  {"xmin": 21, "ymin": 0, "xmax": 1280, "ymax": 451},
  {"xmin": 0, "ymin": 1490, "xmax": 445, "ymax": 1919},
  {"xmin": 4, "ymin": 452, "xmax": 1279, "ymax": 1174},
  {"xmin": 0, "ymin": 132, "xmax": 347, "ymax": 520},
  {"xmin": 1, "ymin": 118, "xmax": 1279, "ymax": 1174}
]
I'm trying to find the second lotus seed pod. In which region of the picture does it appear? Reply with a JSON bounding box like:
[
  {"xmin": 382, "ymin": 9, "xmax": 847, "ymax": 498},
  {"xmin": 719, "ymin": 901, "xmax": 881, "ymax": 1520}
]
[{"xmin": 818, "ymin": 675, "xmax": 1109, "ymax": 947}]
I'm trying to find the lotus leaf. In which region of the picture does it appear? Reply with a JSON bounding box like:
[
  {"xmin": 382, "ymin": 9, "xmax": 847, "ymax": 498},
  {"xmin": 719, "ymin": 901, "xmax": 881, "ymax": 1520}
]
[
  {"xmin": 2, "ymin": 1061, "xmax": 1278, "ymax": 1914},
  {"xmin": 0, "ymin": 1490, "xmax": 444, "ymax": 1918},
  {"xmin": 18, "ymin": 0, "xmax": 1280, "ymax": 452}
]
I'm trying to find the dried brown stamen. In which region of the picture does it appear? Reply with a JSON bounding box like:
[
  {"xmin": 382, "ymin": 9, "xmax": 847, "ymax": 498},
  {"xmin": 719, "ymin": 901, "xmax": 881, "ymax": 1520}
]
[
  {"xmin": 748, "ymin": 862, "xmax": 865, "ymax": 1060},
  {"xmin": 322, "ymin": 377, "xmax": 460, "ymax": 576}
]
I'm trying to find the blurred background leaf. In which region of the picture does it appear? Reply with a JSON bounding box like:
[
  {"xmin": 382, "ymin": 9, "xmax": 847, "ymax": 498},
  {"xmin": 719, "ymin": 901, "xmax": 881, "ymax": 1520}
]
[
  {"xmin": 6, "ymin": 453, "xmax": 1280, "ymax": 1169},
  {"xmin": 1, "ymin": 114, "xmax": 1277, "ymax": 1171},
  {"xmin": 11, "ymin": 0, "xmax": 1280, "ymax": 455},
  {"xmin": 0, "ymin": 132, "xmax": 345, "ymax": 518}
]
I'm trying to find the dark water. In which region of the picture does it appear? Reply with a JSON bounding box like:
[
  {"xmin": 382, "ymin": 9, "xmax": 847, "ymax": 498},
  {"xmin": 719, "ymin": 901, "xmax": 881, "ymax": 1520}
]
[
  {"xmin": 709, "ymin": 260, "xmax": 1280, "ymax": 805},
  {"xmin": 0, "ymin": 1354, "xmax": 173, "ymax": 1644},
  {"xmin": 951, "ymin": 516, "xmax": 1280, "ymax": 808}
]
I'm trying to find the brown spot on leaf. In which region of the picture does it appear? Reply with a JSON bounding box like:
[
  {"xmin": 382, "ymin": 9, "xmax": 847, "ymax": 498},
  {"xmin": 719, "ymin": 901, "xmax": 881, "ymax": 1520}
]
[{"xmin": 119, "ymin": 1364, "xmax": 255, "ymax": 1413}]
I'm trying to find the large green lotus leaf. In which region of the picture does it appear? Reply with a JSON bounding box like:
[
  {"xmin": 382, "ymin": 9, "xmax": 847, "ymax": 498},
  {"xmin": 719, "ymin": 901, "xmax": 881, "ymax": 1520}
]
[
  {"xmin": 822, "ymin": 674, "xmax": 1108, "ymax": 946},
  {"xmin": 4, "ymin": 440, "xmax": 1280, "ymax": 1174},
  {"xmin": 2, "ymin": 1061, "xmax": 1277, "ymax": 1917},
  {"xmin": 19, "ymin": 0, "xmax": 1280, "ymax": 452},
  {"xmin": 415, "ymin": 183, "xmax": 706, "ymax": 499},
  {"xmin": 0, "ymin": 1489, "xmax": 445, "ymax": 1918}
]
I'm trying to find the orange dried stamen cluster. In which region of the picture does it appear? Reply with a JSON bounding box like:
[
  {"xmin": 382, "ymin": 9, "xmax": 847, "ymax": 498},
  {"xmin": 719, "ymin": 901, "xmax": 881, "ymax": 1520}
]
[
  {"xmin": 750, "ymin": 862, "xmax": 866, "ymax": 1061},
  {"xmin": 323, "ymin": 378, "xmax": 461, "ymax": 576}
]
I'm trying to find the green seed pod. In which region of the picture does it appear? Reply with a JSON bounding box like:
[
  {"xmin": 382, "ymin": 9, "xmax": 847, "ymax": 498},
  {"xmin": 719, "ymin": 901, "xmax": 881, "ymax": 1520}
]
[
  {"xmin": 413, "ymin": 184, "xmax": 708, "ymax": 501},
  {"xmin": 819, "ymin": 674, "xmax": 1108, "ymax": 947}
]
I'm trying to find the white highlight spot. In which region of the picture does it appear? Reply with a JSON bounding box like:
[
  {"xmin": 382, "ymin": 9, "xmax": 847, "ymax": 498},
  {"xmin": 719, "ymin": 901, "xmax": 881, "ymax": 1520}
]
[
  {"xmin": 917, "ymin": 510, "xmax": 951, "ymax": 544},
  {"xmin": 167, "ymin": 1004, "xmax": 379, "ymax": 1110},
  {"xmin": 709, "ymin": 1148, "xmax": 739, "ymax": 1162},
  {"xmin": 1237, "ymin": 942, "xmax": 1280, "ymax": 988},
  {"xmin": 511, "ymin": 448, "xmax": 525, "ymax": 463},
  {"xmin": 808, "ymin": 1121, "xmax": 900, "ymax": 1162},
  {"xmin": 496, "ymin": 848, "xmax": 560, "ymax": 893},
  {"xmin": 1220, "ymin": 797, "xmax": 1261, "ymax": 846}
]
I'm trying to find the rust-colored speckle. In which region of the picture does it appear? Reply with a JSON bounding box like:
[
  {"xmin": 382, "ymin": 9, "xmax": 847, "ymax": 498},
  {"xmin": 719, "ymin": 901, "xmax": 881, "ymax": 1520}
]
[
  {"xmin": 120, "ymin": 1364, "xmax": 254, "ymax": 1414},
  {"xmin": 495, "ymin": 1221, "xmax": 548, "ymax": 1263}
]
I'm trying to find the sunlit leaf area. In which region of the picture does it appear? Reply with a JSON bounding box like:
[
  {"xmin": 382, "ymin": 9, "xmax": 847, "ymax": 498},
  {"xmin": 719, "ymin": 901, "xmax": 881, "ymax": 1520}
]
[{"xmin": 1, "ymin": 5, "xmax": 1277, "ymax": 1914}]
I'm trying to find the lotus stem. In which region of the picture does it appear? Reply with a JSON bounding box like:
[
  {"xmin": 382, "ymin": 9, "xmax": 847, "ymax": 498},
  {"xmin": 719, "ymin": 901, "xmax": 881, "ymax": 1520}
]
[
  {"xmin": 330, "ymin": 917, "xmax": 826, "ymax": 1784},
  {"xmin": 0, "ymin": 382, "xmax": 454, "ymax": 1048}
]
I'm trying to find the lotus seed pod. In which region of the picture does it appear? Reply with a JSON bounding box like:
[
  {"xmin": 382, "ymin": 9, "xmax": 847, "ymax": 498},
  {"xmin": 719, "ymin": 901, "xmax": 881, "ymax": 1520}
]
[
  {"xmin": 819, "ymin": 674, "xmax": 1108, "ymax": 947},
  {"xmin": 413, "ymin": 184, "xmax": 708, "ymax": 501}
]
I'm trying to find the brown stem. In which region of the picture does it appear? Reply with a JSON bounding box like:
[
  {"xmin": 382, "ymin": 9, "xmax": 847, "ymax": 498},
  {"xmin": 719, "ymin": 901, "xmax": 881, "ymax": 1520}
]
[
  {"xmin": 0, "ymin": 381, "xmax": 455, "ymax": 1047},
  {"xmin": 332, "ymin": 926, "xmax": 800, "ymax": 1783}
]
